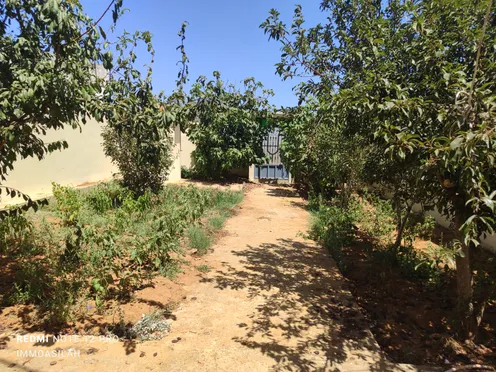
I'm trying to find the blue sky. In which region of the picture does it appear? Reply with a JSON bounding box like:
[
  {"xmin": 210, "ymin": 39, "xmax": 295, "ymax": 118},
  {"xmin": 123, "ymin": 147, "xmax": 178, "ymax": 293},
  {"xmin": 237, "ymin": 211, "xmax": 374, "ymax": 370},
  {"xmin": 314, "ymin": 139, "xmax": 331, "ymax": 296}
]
[{"xmin": 80, "ymin": 0, "xmax": 324, "ymax": 108}]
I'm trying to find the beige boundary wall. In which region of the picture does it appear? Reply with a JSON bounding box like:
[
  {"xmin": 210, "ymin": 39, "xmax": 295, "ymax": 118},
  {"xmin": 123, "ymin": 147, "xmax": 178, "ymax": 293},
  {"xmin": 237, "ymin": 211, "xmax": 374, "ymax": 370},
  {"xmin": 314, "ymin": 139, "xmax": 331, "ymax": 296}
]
[
  {"xmin": 375, "ymin": 185, "xmax": 496, "ymax": 252},
  {"xmin": 1, "ymin": 119, "xmax": 181, "ymax": 207},
  {"xmin": 412, "ymin": 204, "xmax": 496, "ymax": 253},
  {"xmin": 180, "ymin": 131, "xmax": 196, "ymax": 169}
]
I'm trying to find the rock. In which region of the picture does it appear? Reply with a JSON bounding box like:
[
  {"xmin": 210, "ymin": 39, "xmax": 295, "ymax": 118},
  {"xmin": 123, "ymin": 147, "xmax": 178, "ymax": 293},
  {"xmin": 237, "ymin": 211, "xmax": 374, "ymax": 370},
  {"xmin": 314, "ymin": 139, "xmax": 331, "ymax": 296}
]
[{"xmin": 87, "ymin": 348, "xmax": 98, "ymax": 355}]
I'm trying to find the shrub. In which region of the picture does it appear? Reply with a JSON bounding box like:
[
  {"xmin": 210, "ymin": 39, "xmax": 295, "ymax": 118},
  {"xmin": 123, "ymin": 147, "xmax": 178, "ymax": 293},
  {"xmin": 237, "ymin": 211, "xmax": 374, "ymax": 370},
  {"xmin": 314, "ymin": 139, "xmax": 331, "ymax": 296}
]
[
  {"xmin": 310, "ymin": 200, "xmax": 357, "ymax": 271},
  {"xmin": 404, "ymin": 213, "xmax": 437, "ymax": 244},
  {"xmin": 355, "ymin": 194, "xmax": 396, "ymax": 245},
  {"xmin": 0, "ymin": 213, "xmax": 34, "ymax": 255},
  {"xmin": 181, "ymin": 166, "xmax": 195, "ymax": 179},
  {"xmin": 85, "ymin": 182, "xmax": 131, "ymax": 213},
  {"xmin": 52, "ymin": 183, "xmax": 83, "ymax": 225},
  {"xmin": 1, "ymin": 182, "xmax": 242, "ymax": 324},
  {"xmin": 102, "ymin": 125, "xmax": 174, "ymax": 195}
]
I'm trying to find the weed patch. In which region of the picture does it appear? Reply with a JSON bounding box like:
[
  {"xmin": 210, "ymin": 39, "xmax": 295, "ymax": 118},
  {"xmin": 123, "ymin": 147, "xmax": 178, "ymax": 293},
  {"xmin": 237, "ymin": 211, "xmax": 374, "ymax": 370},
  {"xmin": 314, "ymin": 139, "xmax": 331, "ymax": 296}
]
[
  {"xmin": 0, "ymin": 183, "xmax": 242, "ymax": 325},
  {"xmin": 196, "ymin": 264, "xmax": 211, "ymax": 273},
  {"xmin": 187, "ymin": 225, "xmax": 211, "ymax": 255},
  {"xmin": 208, "ymin": 215, "xmax": 226, "ymax": 230}
]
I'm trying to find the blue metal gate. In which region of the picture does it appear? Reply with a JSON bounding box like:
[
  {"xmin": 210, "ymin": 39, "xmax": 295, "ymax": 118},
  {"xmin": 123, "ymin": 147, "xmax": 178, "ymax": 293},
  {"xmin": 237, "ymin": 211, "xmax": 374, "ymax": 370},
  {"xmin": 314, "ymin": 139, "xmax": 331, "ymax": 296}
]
[{"xmin": 254, "ymin": 129, "xmax": 289, "ymax": 180}]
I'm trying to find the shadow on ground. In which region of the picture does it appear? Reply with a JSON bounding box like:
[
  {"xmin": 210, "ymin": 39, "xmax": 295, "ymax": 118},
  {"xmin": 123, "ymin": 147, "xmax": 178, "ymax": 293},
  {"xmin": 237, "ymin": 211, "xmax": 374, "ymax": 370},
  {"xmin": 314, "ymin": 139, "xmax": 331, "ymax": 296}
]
[
  {"xmin": 202, "ymin": 238, "xmax": 401, "ymax": 372},
  {"xmin": 265, "ymin": 187, "xmax": 301, "ymax": 199}
]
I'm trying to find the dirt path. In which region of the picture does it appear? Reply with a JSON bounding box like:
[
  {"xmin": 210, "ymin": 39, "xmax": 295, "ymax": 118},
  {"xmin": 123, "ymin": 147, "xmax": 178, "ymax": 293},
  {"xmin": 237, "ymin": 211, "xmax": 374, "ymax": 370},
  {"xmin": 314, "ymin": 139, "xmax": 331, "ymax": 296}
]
[{"xmin": 0, "ymin": 185, "xmax": 435, "ymax": 372}]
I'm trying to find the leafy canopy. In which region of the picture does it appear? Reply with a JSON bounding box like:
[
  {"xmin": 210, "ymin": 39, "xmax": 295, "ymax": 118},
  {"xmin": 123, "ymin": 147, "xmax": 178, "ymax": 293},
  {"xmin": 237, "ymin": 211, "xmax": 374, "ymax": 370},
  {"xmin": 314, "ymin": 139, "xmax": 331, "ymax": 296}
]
[
  {"xmin": 186, "ymin": 72, "xmax": 275, "ymax": 178},
  {"xmin": 0, "ymin": 0, "xmax": 124, "ymax": 210}
]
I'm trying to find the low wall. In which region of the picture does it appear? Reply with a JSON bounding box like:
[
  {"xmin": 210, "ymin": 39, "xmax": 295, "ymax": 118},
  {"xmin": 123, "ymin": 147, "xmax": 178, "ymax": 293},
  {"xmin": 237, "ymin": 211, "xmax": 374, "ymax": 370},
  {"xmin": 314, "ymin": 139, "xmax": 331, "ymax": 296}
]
[
  {"xmin": 412, "ymin": 204, "xmax": 496, "ymax": 253},
  {"xmin": 180, "ymin": 132, "xmax": 196, "ymax": 169},
  {"xmin": 1, "ymin": 120, "xmax": 181, "ymax": 207}
]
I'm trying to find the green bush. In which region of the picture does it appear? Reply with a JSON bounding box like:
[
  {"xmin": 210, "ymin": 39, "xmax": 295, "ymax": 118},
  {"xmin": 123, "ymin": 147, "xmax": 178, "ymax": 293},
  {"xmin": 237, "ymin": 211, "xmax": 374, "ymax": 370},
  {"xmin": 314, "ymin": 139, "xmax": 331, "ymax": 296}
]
[
  {"xmin": 310, "ymin": 199, "xmax": 357, "ymax": 271},
  {"xmin": 404, "ymin": 213, "xmax": 436, "ymax": 244},
  {"xmin": 355, "ymin": 194, "xmax": 396, "ymax": 245},
  {"xmin": 0, "ymin": 213, "xmax": 34, "ymax": 255},
  {"xmin": 85, "ymin": 182, "xmax": 131, "ymax": 213},
  {"xmin": 196, "ymin": 264, "xmax": 211, "ymax": 273},
  {"xmin": 181, "ymin": 166, "xmax": 196, "ymax": 179},
  {"xmin": 52, "ymin": 183, "xmax": 83, "ymax": 225},
  {"xmin": 102, "ymin": 125, "xmax": 174, "ymax": 195}
]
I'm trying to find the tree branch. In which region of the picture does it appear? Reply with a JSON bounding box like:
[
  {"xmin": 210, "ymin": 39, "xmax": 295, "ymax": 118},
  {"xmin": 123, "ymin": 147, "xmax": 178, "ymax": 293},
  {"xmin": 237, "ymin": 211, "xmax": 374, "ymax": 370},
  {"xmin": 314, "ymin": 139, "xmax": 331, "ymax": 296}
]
[{"xmin": 78, "ymin": 0, "xmax": 115, "ymax": 41}]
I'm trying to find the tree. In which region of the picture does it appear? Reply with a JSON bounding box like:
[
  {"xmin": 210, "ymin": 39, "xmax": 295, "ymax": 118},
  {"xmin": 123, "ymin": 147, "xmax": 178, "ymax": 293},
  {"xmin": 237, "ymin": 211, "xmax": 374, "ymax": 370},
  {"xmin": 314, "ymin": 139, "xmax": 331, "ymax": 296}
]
[
  {"xmin": 101, "ymin": 30, "xmax": 176, "ymax": 195},
  {"xmin": 278, "ymin": 102, "xmax": 366, "ymax": 199},
  {"xmin": 0, "ymin": 0, "xmax": 124, "ymax": 211},
  {"xmin": 262, "ymin": 0, "xmax": 496, "ymax": 339},
  {"xmin": 185, "ymin": 72, "xmax": 274, "ymax": 179}
]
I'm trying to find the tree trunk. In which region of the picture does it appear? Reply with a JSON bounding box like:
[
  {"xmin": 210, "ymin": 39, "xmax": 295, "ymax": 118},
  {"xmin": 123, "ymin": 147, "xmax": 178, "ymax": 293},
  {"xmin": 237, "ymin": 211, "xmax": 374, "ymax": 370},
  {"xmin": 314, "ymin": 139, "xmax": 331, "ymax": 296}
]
[
  {"xmin": 392, "ymin": 202, "xmax": 413, "ymax": 254},
  {"xmin": 474, "ymin": 278, "xmax": 496, "ymax": 330},
  {"xmin": 455, "ymin": 240, "xmax": 477, "ymax": 340}
]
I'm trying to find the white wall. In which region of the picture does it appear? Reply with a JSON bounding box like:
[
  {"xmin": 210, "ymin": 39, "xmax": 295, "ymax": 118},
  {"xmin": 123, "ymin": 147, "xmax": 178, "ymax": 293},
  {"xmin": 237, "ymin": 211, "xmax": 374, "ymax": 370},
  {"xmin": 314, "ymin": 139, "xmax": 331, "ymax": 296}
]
[
  {"xmin": 413, "ymin": 204, "xmax": 496, "ymax": 253},
  {"xmin": 169, "ymin": 125, "xmax": 182, "ymax": 182},
  {"xmin": 180, "ymin": 132, "xmax": 196, "ymax": 169}
]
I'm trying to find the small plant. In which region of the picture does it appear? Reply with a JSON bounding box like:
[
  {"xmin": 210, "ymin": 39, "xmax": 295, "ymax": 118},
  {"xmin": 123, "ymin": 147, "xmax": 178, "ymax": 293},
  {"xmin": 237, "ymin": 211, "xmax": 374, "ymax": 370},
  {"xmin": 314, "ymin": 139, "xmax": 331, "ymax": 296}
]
[
  {"xmin": 354, "ymin": 195, "xmax": 396, "ymax": 245},
  {"xmin": 52, "ymin": 183, "xmax": 83, "ymax": 225},
  {"xmin": 415, "ymin": 215, "xmax": 436, "ymax": 238},
  {"xmin": 394, "ymin": 245, "xmax": 444, "ymax": 286},
  {"xmin": 423, "ymin": 240, "xmax": 456, "ymax": 271},
  {"xmin": 187, "ymin": 225, "xmax": 211, "ymax": 255},
  {"xmin": 121, "ymin": 191, "xmax": 153, "ymax": 216},
  {"xmin": 0, "ymin": 212, "xmax": 34, "ymax": 255},
  {"xmin": 85, "ymin": 182, "xmax": 130, "ymax": 213},
  {"xmin": 85, "ymin": 187, "xmax": 113, "ymax": 214},
  {"xmin": 181, "ymin": 166, "xmax": 196, "ymax": 179},
  {"xmin": 307, "ymin": 193, "xmax": 325, "ymax": 212},
  {"xmin": 309, "ymin": 199, "xmax": 357, "ymax": 272},
  {"xmin": 208, "ymin": 215, "xmax": 225, "ymax": 230},
  {"xmin": 196, "ymin": 264, "xmax": 211, "ymax": 273}
]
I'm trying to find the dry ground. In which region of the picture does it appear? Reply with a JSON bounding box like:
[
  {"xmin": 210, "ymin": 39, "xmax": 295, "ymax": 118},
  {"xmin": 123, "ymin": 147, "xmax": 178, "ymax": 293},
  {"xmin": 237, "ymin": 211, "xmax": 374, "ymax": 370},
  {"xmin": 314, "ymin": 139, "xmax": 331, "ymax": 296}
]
[{"xmin": 0, "ymin": 184, "xmax": 436, "ymax": 372}]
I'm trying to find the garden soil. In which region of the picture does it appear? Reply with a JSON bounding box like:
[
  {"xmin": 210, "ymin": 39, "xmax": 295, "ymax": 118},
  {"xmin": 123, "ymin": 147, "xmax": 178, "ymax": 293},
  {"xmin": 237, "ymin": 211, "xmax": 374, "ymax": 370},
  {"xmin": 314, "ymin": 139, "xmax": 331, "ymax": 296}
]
[{"xmin": 0, "ymin": 184, "xmax": 437, "ymax": 372}]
